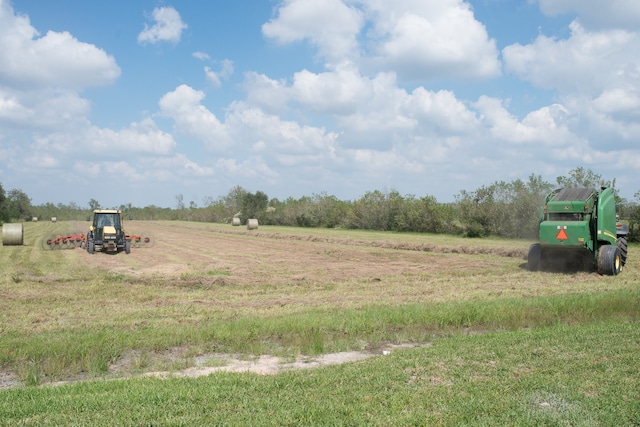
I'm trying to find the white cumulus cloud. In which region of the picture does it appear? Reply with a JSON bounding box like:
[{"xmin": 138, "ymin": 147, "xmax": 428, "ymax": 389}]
[
  {"xmin": 262, "ymin": 0, "xmax": 364, "ymax": 66},
  {"xmin": 159, "ymin": 84, "xmax": 231, "ymax": 152},
  {"xmin": 536, "ymin": 0, "xmax": 640, "ymax": 30},
  {"xmin": 0, "ymin": 0, "xmax": 120, "ymax": 88},
  {"xmin": 362, "ymin": 0, "xmax": 501, "ymax": 80},
  {"xmin": 503, "ymin": 21, "xmax": 637, "ymax": 95},
  {"xmin": 205, "ymin": 60, "xmax": 234, "ymax": 88},
  {"xmin": 138, "ymin": 7, "xmax": 187, "ymax": 45},
  {"xmin": 263, "ymin": 0, "xmax": 500, "ymax": 82}
]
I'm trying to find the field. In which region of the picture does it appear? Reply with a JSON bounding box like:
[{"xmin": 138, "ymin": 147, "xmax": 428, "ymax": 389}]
[{"xmin": 0, "ymin": 220, "xmax": 638, "ymax": 425}]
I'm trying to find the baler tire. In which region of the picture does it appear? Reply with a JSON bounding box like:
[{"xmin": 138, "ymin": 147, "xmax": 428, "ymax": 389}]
[
  {"xmin": 597, "ymin": 245, "xmax": 621, "ymax": 275},
  {"xmin": 527, "ymin": 243, "xmax": 542, "ymax": 271},
  {"xmin": 617, "ymin": 236, "xmax": 628, "ymax": 267}
]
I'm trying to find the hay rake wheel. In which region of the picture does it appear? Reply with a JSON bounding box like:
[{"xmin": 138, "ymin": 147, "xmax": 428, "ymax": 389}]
[
  {"xmin": 45, "ymin": 234, "xmax": 87, "ymax": 250},
  {"xmin": 126, "ymin": 234, "xmax": 153, "ymax": 248}
]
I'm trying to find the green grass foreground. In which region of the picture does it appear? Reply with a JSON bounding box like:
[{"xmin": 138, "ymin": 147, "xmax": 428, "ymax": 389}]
[{"xmin": 0, "ymin": 319, "xmax": 638, "ymax": 426}]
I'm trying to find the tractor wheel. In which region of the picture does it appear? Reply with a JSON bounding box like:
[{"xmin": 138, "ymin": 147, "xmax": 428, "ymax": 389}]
[
  {"xmin": 125, "ymin": 240, "xmax": 131, "ymax": 254},
  {"xmin": 617, "ymin": 236, "xmax": 628, "ymax": 267},
  {"xmin": 87, "ymin": 241, "xmax": 95, "ymax": 255},
  {"xmin": 597, "ymin": 245, "xmax": 621, "ymax": 275},
  {"xmin": 527, "ymin": 243, "xmax": 542, "ymax": 271}
]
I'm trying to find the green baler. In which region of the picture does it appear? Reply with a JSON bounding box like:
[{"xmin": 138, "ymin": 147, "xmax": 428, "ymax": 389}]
[{"xmin": 528, "ymin": 187, "xmax": 628, "ymax": 275}]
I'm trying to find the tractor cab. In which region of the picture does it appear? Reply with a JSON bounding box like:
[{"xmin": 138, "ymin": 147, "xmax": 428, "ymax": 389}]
[
  {"xmin": 95, "ymin": 211, "xmax": 120, "ymax": 229},
  {"xmin": 87, "ymin": 209, "xmax": 130, "ymax": 254}
]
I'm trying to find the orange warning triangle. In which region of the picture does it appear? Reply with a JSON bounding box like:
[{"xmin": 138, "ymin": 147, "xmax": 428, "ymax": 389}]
[{"xmin": 556, "ymin": 229, "xmax": 568, "ymax": 240}]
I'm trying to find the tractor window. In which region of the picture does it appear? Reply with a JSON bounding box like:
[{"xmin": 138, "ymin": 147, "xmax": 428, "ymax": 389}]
[
  {"xmin": 548, "ymin": 213, "xmax": 584, "ymax": 221},
  {"xmin": 96, "ymin": 214, "xmax": 121, "ymax": 228}
]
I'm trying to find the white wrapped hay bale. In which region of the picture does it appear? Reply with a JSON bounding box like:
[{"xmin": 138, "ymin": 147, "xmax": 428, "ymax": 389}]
[{"xmin": 2, "ymin": 223, "xmax": 24, "ymax": 246}]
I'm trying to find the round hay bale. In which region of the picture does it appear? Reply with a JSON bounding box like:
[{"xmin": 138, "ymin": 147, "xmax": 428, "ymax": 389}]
[
  {"xmin": 231, "ymin": 217, "xmax": 241, "ymax": 226},
  {"xmin": 2, "ymin": 223, "xmax": 24, "ymax": 246},
  {"xmin": 32, "ymin": 217, "xmax": 38, "ymax": 222},
  {"xmin": 51, "ymin": 217, "xmax": 57, "ymax": 223},
  {"xmin": 246, "ymin": 219, "xmax": 259, "ymax": 230}
]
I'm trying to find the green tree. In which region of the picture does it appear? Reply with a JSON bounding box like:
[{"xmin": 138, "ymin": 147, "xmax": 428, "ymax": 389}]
[
  {"xmin": 455, "ymin": 174, "xmax": 552, "ymax": 238},
  {"xmin": 285, "ymin": 195, "xmax": 314, "ymax": 227},
  {"xmin": 262, "ymin": 196, "xmax": 310, "ymax": 226},
  {"xmin": 223, "ymin": 185, "xmax": 247, "ymax": 217},
  {"xmin": 494, "ymin": 175, "xmax": 553, "ymax": 238},
  {"xmin": 455, "ymin": 185, "xmax": 495, "ymax": 237},
  {"xmin": 627, "ymin": 190, "xmax": 640, "ymax": 242},
  {"xmin": 0, "ymin": 182, "xmax": 5, "ymax": 206},
  {"xmin": 175, "ymin": 194, "xmax": 185, "ymax": 210},
  {"xmin": 241, "ymin": 191, "xmax": 269, "ymax": 221},
  {"xmin": 0, "ymin": 182, "xmax": 8, "ymax": 223},
  {"xmin": 555, "ymin": 167, "xmax": 606, "ymax": 189},
  {"xmin": 556, "ymin": 167, "xmax": 626, "ymax": 205},
  {"xmin": 88, "ymin": 199, "xmax": 101, "ymax": 210},
  {"xmin": 6, "ymin": 189, "xmax": 32, "ymax": 220},
  {"xmin": 394, "ymin": 194, "xmax": 449, "ymax": 233},
  {"xmin": 345, "ymin": 189, "xmax": 405, "ymax": 231},
  {"xmin": 308, "ymin": 192, "xmax": 349, "ymax": 228}
]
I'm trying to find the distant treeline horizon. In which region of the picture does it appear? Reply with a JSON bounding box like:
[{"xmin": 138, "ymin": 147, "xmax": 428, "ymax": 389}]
[{"xmin": 3, "ymin": 167, "xmax": 640, "ymax": 242}]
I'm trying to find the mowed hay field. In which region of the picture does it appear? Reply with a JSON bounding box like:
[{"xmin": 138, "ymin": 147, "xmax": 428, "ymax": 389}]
[{"xmin": 0, "ymin": 220, "xmax": 639, "ymax": 425}]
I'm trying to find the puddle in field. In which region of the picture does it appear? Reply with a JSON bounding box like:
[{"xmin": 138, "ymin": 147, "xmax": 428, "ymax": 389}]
[
  {"xmin": 128, "ymin": 342, "xmax": 431, "ymax": 380},
  {"xmin": 143, "ymin": 351, "xmax": 376, "ymax": 378},
  {"xmin": 0, "ymin": 343, "xmax": 431, "ymax": 389}
]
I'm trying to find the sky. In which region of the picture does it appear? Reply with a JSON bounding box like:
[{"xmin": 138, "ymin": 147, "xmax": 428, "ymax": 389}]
[{"xmin": 0, "ymin": 0, "xmax": 639, "ymax": 209}]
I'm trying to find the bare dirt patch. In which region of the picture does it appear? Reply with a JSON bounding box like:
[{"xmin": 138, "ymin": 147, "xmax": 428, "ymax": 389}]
[
  {"xmin": 144, "ymin": 351, "xmax": 377, "ymax": 378},
  {"xmin": 137, "ymin": 341, "xmax": 431, "ymax": 379},
  {"xmin": 0, "ymin": 372, "xmax": 20, "ymax": 390},
  {"xmin": 34, "ymin": 343, "xmax": 433, "ymax": 389}
]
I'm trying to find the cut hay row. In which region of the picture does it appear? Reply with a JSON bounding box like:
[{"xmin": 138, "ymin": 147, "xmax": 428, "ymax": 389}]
[{"xmin": 206, "ymin": 227, "xmax": 528, "ymax": 259}]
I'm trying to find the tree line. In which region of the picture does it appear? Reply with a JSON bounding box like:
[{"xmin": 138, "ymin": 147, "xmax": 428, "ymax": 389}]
[{"xmin": 3, "ymin": 167, "xmax": 640, "ymax": 241}]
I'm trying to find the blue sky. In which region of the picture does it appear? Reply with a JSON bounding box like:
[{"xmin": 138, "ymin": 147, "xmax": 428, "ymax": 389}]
[{"xmin": 1, "ymin": 0, "xmax": 639, "ymax": 208}]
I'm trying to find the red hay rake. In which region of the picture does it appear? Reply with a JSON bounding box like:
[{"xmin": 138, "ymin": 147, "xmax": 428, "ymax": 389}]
[
  {"xmin": 45, "ymin": 234, "xmax": 87, "ymax": 249},
  {"xmin": 45, "ymin": 233, "xmax": 152, "ymax": 250}
]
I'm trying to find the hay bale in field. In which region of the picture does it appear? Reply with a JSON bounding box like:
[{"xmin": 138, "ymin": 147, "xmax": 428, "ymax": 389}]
[
  {"xmin": 232, "ymin": 217, "xmax": 241, "ymax": 226},
  {"xmin": 246, "ymin": 219, "xmax": 259, "ymax": 230},
  {"xmin": 2, "ymin": 223, "xmax": 24, "ymax": 246},
  {"xmin": 32, "ymin": 217, "xmax": 38, "ymax": 222},
  {"xmin": 51, "ymin": 217, "xmax": 57, "ymax": 223}
]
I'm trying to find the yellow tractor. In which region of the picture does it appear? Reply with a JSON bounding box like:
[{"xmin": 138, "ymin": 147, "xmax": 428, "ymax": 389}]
[{"xmin": 86, "ymin": 209, "xmax": 131, "ymax": 254}]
